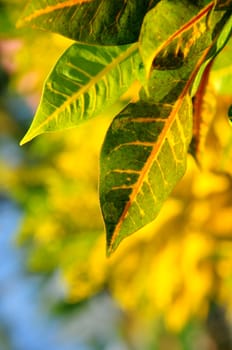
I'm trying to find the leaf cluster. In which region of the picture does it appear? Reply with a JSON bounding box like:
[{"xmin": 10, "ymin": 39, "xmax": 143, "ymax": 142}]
[
  {"xmin": 1, "ymin": 9, "xmax": 232, "ymax": 337},
  {"xmin": 17, "ymin": 0, "xmax": 232, "ymax": 254}
]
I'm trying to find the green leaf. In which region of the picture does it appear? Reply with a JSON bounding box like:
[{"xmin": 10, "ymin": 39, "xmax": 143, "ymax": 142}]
[
  {"xmin": 100, "ymin": 56, "xmax": 202, "ymax": 254},
  {"xmin": 20, "ymin": 42, "xmax": 143, "ymax": 145},
  {"xmin": 17, "ymin": 0, "xmax": 159, "ymax": 45},
  {"xmin": 100, "ymin": 92, "xmax": 192, "ymax": 255}
]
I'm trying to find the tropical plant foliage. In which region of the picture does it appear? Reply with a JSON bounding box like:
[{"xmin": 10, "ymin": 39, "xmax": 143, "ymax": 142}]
[
  {"xmin": 1, "ymin": 1, "xmax": 232, "ymax": 347},
  {"xmin": 17, "ymin": 0, "xmax": 232, "ymax": 254}
]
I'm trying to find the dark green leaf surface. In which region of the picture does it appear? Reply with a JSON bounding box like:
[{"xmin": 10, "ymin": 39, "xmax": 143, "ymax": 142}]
[
  {"xmin": 20, "ymin": 42, "xmax": 142, "ymax": 144},
  {"xmin": 100, "ymin": 90, "xmax": 192, "ymax": 255},
  {"xmin": 17, "ymin": 0, "xmax": 159, "ymax": 45}
]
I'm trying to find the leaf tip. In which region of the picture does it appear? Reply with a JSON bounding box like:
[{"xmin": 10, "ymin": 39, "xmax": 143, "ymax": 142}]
[
  {"xmin": 106, "ymin": 242, "xmax": 116, "ymax": 257},
  {"xmin": 103, "ymin": 205, "xmax": 128, "ymax": 257},
  {"xmin": 19, "ymin": 137, "xmax": 28, "ymax": 146},
  {"xmin": 106, "ymin": 247, "xmax": 112, "ymax": 258},
  {"xmin": 106, "ymin": 236, "xmax": 114, "ymax": 257},
  {"xmin": 19, "ymin": 128, "xmax": 39, "ymax": 146},
  {"xmin": 106, "ymin": 233, "xmax": 121, "ymax": 257}
]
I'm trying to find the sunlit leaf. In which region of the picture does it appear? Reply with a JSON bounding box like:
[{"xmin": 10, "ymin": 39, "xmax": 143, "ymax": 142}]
[
  {"xmin": 20, "ymin": 42, "xmax": 142, "ymax": 145},
  {"xmin": 17, "ymin": 0, "xmax": 159, "ymax": 45},
  {"xmin": 100, "ymin": 90, "xmax": 192, "ymax": 255}
]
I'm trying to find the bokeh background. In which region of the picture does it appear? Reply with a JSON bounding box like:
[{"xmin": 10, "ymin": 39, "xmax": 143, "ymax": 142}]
[{"xmin": 1, "ymin": 1, "xmax": 232, "ymax": 349}]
